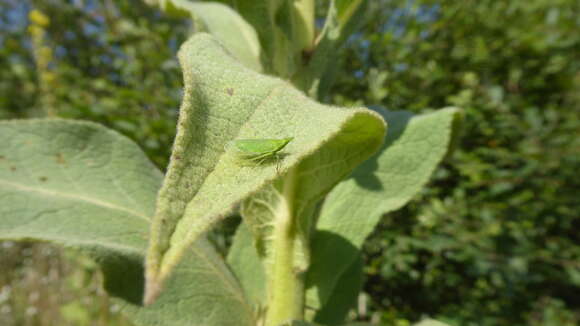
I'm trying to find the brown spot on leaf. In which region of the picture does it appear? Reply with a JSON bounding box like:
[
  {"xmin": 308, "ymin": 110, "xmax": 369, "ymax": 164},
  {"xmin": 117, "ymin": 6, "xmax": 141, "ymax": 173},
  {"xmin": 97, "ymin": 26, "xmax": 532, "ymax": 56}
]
[
  {"xmin": 226, "ymin": 88, "xmax": 234, "ymax": 96},
  {"xmin": 0, "ymin": 155, "xmax": 5, "ymax": 160},
  {"xmin": 55, "ymin": 153, "xmax": 66, "ymax": 164},
  {"xmin": 10, "ymin": 166, "xmax": 16, "ymax": 172},
  {"xmin": 39, "ymin": 176, "xmax": 48, "ymax": 182}
]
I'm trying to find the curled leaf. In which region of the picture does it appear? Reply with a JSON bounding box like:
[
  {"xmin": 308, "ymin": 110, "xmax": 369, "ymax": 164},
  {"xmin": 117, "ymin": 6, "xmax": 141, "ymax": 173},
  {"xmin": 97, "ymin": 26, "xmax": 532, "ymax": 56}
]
[{"xmin": 144, "ymin": 33, "xmax": 386, "ymax": 304}]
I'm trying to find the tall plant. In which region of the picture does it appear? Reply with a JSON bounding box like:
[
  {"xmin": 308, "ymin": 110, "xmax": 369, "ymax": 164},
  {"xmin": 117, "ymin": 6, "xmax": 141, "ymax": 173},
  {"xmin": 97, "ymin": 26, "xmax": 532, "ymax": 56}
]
[{"xmin": 0, "ymin": 1, "xmax": 461, "ymax": 325}]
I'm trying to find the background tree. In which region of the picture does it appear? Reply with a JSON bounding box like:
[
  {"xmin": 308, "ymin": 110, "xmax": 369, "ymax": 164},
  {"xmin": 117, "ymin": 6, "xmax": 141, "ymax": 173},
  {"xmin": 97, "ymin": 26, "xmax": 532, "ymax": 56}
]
[{"xmin": 332, "ymin": 1, "xmax": 579, "ymax": 325}]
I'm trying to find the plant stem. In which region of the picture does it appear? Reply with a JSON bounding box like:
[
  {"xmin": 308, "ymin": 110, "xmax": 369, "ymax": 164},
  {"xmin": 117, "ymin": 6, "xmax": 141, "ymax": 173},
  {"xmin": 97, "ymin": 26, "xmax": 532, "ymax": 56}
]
[{"xmin": 265, "ymin": 168, "xmax": 304, "ymax": 326}]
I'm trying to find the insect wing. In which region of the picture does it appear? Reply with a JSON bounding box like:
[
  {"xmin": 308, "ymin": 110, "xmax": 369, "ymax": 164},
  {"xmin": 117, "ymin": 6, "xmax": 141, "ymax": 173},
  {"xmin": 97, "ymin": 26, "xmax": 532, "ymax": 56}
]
[{"xmin": 233, "ymin": 138, "xmax": 293, "ymax": 157}]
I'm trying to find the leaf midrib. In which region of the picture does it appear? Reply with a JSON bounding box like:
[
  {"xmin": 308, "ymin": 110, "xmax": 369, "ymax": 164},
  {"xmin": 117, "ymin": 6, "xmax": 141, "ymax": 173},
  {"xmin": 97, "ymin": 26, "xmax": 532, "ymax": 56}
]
[{"xmin": 0, "ymin": 179, "xmax": 150, "ymax": 222}]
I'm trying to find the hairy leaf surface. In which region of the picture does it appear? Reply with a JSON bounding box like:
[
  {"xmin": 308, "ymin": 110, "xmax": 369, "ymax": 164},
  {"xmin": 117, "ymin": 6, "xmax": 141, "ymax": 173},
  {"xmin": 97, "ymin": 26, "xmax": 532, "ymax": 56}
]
[
  {"xmin": 0, "ymin": 119, "xmax": 254, "ymax": 326},
  {"xmin": 306, "ymin": 107, "xmax": 463, "ymax": 317},
  {"xmin": 155, "ymin": 0, "xmax": 263, "ymax": 72},
  {"xmin": 145, "ymin": 33, "xmax": 386, "ymax": 303}
]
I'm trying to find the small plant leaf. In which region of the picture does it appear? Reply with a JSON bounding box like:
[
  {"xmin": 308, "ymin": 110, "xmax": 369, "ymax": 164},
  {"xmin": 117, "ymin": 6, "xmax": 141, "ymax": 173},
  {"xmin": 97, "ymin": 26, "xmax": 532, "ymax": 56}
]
[
  {"xmin": 294, "ymin": 0, "xmax": 368, "ymax": 99},
  {"xmin": 306, "ymin": 107, "xmax": 463, "ymax": 313},
  {"xmin": 157, "ymin": 0, "xmax": 263, "ymax": 72},
  {"xmin": 0, "ymin": 119, "xmax": 254, "ymax": 326},
  {"xmin": 414, "ymin": 319, "xmax": 453, "ymax": 326},
  {"xmin": 227, "ymin": 222, "xmax": 266, "ymax": 307},
  {"xmin": 211, "ymin": 0, "xmax": 306, "ymax": 76},
  {"xmin": 145, "ymin": 33, "xmax": 386, "ymax": 304}
]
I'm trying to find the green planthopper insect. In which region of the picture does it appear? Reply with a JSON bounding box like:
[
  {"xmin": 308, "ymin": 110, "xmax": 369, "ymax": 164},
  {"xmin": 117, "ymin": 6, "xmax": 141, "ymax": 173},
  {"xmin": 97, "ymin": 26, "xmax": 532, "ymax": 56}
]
[{"xmin": 230, "ymin": 137, "xmax": 293, "ymax": 165}]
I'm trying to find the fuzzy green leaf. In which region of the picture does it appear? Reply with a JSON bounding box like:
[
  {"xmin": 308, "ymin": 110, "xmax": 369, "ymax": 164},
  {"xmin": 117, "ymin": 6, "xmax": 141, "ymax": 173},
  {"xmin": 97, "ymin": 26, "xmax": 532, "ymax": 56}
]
[
  {"xmin": 145, "ymin": 33, "xmax": 386, "ymax": 304},
  {"xmin": 306, "ymin": 107, "xmax": 463, "ymax": 311},
  {"xmin": 0, "ymin": 119, "xmax": 254, "ymax": 326},
  {"xmin": 157, "ymin": 0, "xmax": 263, "ymax": 72},
  {"xmin": 214, "ymin": 0, "xmax": 309, "ymax": 77}
]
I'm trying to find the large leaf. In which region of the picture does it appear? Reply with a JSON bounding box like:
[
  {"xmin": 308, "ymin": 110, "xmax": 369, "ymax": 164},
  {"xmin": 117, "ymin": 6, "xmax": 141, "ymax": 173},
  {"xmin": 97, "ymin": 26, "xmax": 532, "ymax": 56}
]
[
  {"xmin": 155, "ymin": 0, "xmax": 263, "ymax": 72},
  {"xmin": 306, "ymin": 107, "xmax": 463, "ymax": 311},
  {"xmin": 0, "ymin": 119, "xmax": 255, "ymax": 326},
  {"xmin": 145, "ymin": 33, "xmax": 386, "ymax": 303}
]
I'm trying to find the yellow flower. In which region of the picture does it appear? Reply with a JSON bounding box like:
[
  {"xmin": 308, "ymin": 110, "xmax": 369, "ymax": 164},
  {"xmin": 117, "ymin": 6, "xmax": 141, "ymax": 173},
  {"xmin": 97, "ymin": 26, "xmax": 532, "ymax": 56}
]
[
  {"xmin": 39, "ymin": 47, "xmax": 53, "ymax": 60},
  {"xmin": 28, "ymin": 25, "xmax": 44, "ymax": 38},
  {"xmin": 29, "ymin": 9, "xmax": 50, "ymax": 27}
]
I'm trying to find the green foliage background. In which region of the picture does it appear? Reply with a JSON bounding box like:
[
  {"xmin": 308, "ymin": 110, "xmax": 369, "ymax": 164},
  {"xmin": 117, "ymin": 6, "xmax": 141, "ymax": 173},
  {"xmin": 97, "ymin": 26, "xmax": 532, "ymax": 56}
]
[
  {"xmin": 334, "ymin": 1, "xmax": 580, "ymax": 325},
  {"xmin": 0, "ymin": 0, "xmax": 578, "ymax": 325}
]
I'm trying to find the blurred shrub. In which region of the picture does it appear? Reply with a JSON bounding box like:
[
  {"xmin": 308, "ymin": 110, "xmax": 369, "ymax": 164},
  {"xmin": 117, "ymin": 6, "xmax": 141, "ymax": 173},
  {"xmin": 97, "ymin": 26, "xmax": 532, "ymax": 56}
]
[
  {"xmin": 0, "ymin": 0, "xmax": 189, "ymax": 169},
  {"xmin": 331, "ymin": 0, "xmax": 580, "ymax": 325},
  {"xmin": 1, "ymin": 1, "xmax": 189, "ymax": 325}
]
